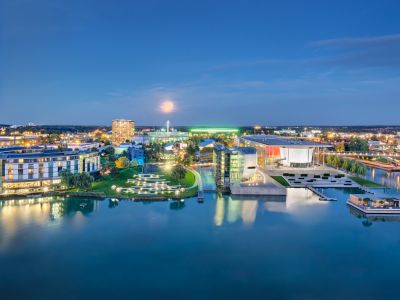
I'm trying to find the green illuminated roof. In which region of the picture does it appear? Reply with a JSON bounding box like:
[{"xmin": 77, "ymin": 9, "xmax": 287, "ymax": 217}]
[{"xmin": 190, "ymin": 128, "xmax": 239, "ymax": 133}]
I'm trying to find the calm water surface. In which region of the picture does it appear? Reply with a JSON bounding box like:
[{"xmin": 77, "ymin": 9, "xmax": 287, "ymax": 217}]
[
  {"xmin": 1, "ymin": 188, "xmax": 400, "ymax": 299},
  {"xmin": 364, "ymin": 166, "xmax": 400, "ymax": 191}
]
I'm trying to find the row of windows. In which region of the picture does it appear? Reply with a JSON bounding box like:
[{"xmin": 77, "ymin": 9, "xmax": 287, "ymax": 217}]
[{"xmin": 6, "ymin": 155, "xmax": 80, "ymax": 164}]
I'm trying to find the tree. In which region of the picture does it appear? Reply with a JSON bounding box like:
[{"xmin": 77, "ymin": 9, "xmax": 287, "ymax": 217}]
[
  {"xmin": 60, "ymin": 170, "xmax": 93, "ymax": 190},
  {"xmin": 351, "ymin": 161, "xmax": 358, "ymax": 173},
  {"xmin": 172, "ymin": 164, "xmax": 186, "ymax": 185},
  {"xmin": 335, "ymin": 142, "xmax": 345, "ymax": 153},
  {"xmin": 121, "ymin": 150, "xmax": 129, "ymax": 158},
  {"xmin": 182, "ymin": 153, "xmax": 193, "ymax": 166},
  {"xmin": 115, "ymin": 157, "xmax": 130, "ymax": 169},
  {"xmin": 358, "ymin": 164, "xmax": 367, "ymax": 176},
  {"xmin": 60, "ymin": 170, "xmax": 74, "ymax": 188},
  {"xmin": 145, "ymin": 143, "xmax": 162, "ymax": 162},
  {"xmin": 104, "ymin": 146, "xmax": 115, "ymax": 156},
  {"xmin": 347, "ymin": 138, "xmax": 369, "ymax": 152},
  {"xmin": 75, "ymin": 172, "xmax": 94, "ymax": 190},
  {"xmin": 342, "ymin": 159, "xmax": 350, "ymax": 171}
]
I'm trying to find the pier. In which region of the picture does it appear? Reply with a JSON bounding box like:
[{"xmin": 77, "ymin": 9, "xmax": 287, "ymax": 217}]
[{"xmin": 307, "ymin": 186, "xmax": 336, "ymax": 201}]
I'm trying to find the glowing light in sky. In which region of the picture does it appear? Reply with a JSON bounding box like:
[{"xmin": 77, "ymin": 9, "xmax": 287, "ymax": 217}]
[{"xmin": 160, "ymin": 100, "xmax": 175, "ymax": 114}]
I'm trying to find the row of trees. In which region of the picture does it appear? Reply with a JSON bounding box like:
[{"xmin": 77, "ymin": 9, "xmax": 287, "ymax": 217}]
[
  {"xmin": 335, "ymin": 138, "xmax": 369, "ymax": 152},
  {"xmin": 325, "ymin": 156, "xmax": 367, "ymax": 176},
  {"xmin": 60, "ymin": 170, "xmax": 94, "ymax": 190}
]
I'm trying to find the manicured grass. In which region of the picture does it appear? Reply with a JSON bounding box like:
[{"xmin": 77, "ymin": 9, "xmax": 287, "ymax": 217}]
[
  {"xmin": 271, "ymin": 176, "xmax": 290, "ymax": 187},
  {"xmin": 89, "ymin": 168, "xmax": 141, "ymax": 196},
  {"xmin": 159, "ymin": 169, "xmax": 196, "ymax": 187},
  {"xmin": 81, "ymin": 167, "xmax": 198, "ymax": 198},
  {"xmin": 349, "ymin": 176, "xmax": 383, "ymax": 187}
]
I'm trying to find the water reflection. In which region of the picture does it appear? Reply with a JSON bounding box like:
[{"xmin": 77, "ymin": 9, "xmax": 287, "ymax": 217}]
[
  {"xmin": 170, "ymin": 201, "xmax": 185, "ymax": 210},
  {"xmin": 213, "ymin": 188, "xmax": 327, "ymax": 227},
  {"xmin": 365, "ymin": 167, "xmax": 400, "ymax": 191},
  {"xmin": 348, "ymin": 205, "xmax": 400, "ymax": 226},
  {"xmin": 0, "ymin": 197, "xmax": 96, "ymax": 249}
]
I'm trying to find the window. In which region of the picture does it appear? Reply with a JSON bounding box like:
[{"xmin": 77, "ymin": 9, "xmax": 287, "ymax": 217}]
[
  {"xmin": 7, "ymin": 165, "xmax": 13, "ymax": 180},
  {"xmin": 18, "ymin": 164, "xmax": 23, "ymax": 180},
  {"xmin": 49, "ymin": 162, "xmax": 53, "ymax": 178},
  {"xmin": 28, "ymin": 164, "xmax": 34, "ymax": 180},
  {"xmin": 39, "ymin": 163, "xmax": 44, "ymax": 179}
]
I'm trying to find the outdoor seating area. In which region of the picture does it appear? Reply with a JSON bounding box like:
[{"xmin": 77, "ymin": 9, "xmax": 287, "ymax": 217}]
[
  {"xmin": 282, "ymin": 172, "xmax": 353, "ymax": 188},
  {"xmin": 348, "ymin": 194, "xmax": 400, "ymax": 214},
  {"xmin": 111, "ymin": 173, "xmax": 185, "ymax": 196}
]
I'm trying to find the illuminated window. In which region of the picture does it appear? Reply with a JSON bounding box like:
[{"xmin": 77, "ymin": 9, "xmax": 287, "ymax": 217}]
[
  {"xmin": 7, "ymin": 165, "xmax": 13, "ymax": 180},
  {"xmin": 28, "ymin": 164, "xmax": 34, "ymax": 179}
]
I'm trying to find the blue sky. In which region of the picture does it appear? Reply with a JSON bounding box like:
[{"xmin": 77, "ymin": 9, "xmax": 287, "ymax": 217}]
[{"xmin": 1, "ymin": 0, "xmax": 400, "ymax": 126}]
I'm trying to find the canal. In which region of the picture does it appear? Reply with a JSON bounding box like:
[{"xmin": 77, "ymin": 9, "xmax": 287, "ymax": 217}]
[
  {"xmin": 364, "ymin": 166, "xmax": 400, "ymax": 191},
  {"xmin": 1, "ymin": 187, "xmax": 400, "ymax": 299}
]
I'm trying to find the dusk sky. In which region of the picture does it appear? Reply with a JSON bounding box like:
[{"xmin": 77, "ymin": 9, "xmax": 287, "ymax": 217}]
[{"xmin": 1, "ymin": 0, "xmax": 400, "ymax": 126}]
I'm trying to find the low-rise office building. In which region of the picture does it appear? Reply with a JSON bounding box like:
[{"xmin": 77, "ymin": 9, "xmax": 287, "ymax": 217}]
[{"xmin": 0, "ymin": 147, "xmax": 100, "ymax": 196}]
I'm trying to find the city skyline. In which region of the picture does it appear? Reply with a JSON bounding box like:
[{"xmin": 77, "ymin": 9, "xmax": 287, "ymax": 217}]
[{"xmin": 2, "ymin": 0, "xmax": 400, "ymax": 126}]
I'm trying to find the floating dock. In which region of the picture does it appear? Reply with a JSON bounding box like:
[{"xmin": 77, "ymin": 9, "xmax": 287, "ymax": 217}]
[{"xmin": 307, "ymin": 186, "xmax": 337, "ymax": 201}]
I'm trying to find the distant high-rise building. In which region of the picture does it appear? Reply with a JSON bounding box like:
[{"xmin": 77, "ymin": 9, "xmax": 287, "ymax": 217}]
[{"xmin": 112, "ymin": 119, "xmax": 135, "ymax": 146}]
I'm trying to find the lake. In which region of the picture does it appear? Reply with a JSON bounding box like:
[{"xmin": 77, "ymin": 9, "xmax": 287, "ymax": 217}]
[{"xmin": 1, "ymin": 188, "xmax": 400, "ymax": 299}]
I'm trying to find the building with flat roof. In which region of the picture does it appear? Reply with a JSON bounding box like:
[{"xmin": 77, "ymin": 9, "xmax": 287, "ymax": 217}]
[
  {"xmin": 241, "ymin": 135, "xmax": 331, "ymax": 168},
  {"xmin": 190, "ymin": 128, "xmax": 239, "ymax": 138},
  {"xmin": 112, "ymin": 119, "xmax": 135, "ymax": 146},
  {"xmin": 0, "ymin": 147, "xmax": 100, "ymax": 196},
  {"xmin": 147, "ymin": 131, "xmax": 189, "ymax": 143}
]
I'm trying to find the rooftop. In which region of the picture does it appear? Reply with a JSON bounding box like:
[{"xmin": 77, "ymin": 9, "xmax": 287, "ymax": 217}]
[
  {"xmin": 214, "ymin": 144, "xmax": 256, "ymax": 155},
  {"xmin": 190, "ymin": 128, "xmax": 239, "ymax": 133},
  {"xmin": 0, "ymin": 147, "xmax": 96, "ymax": 159},
  {"xmin": 241, "ymin": 135, "xmax": 331, "ymax": 148}
]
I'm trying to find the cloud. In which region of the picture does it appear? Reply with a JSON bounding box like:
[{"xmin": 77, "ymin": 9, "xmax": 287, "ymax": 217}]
[
  {"xmin": 210, "ymin": 33, "xmax": 400, "ymax": 72},
  {"xmin": 309, "ymin": 34, "xmax": 400, "ymax": 69},
  {"xmin": 211, "ymin": 59, "xmax": 288, "ymax": 70},
  {"xmin": 308, "ymin": 34, "xmax": 400, "ymax": 48}
]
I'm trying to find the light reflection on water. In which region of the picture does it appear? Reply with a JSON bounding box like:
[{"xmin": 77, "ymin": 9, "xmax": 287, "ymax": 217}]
[
  {"xmin": 365, "ymin": 167, "xmax": 400, "ymax": 190},
  {"xmin": 1, "ymin": 189, "xmax": 400, "ymax": 299}
]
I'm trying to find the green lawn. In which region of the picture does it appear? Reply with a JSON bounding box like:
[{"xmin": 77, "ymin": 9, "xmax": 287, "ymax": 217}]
[
  {"xmin": 159, "ymin": 169, "xmax": 196, "ymax": 187},
  {"xmin": 349, "ymin": 176, "xmax": 383, "ymax": 187},
  {"xmin": 90, "ymin": 167, "xmax": 141, "ymax": 196},
  {"xmin": 271, "ymin": 176, "xmax": 290, "ymax": 187},
  {"xmin": 78, "ymin": 167, "xmax": 198, "ymax": 198}
]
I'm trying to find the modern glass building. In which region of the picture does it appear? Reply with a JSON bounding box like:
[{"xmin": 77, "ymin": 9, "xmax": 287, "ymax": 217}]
[
  {"xmin": 0, "ymin": 147, "xmax": 100, "ymax": 195},
  {"xmin": 241, "ymin": 135, "xmax": 331, "ymax": 168},
  {"xmin": 213, "ymin": 145, "xmax": 257, "ymax": 191}
]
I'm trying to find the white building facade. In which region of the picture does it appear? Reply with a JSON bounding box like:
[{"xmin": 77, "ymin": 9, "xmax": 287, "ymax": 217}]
[{"xmin": 0, "ymin": 148, "xmax": 100, "ymax": 195}]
